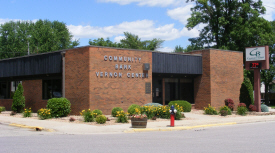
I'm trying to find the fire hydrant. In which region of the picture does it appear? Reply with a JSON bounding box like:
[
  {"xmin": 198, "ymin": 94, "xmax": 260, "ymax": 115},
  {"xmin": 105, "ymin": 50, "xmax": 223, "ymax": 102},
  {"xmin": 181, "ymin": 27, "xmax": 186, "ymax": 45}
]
[{"xmin": 169, "ymin": 105, "xmax": 177, "ymax": 127}]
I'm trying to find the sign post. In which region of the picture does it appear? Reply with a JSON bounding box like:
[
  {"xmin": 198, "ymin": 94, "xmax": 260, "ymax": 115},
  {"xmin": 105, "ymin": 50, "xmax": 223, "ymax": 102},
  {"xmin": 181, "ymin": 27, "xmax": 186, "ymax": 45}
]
[{"xmin": 245, "ymin": 46, "xmax": 269, "ymax": 112}]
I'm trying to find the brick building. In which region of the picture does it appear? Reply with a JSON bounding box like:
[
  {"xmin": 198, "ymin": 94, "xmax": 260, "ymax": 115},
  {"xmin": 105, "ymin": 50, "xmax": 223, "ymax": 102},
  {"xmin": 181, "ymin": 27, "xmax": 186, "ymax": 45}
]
[{"xmin": 0, "ymin": 46, "xmax": 243, "ymax": 114}]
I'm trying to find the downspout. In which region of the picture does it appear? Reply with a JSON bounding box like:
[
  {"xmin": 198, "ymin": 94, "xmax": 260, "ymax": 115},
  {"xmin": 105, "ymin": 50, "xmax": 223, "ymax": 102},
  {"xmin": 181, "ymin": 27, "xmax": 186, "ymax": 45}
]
[{"xmin": 61, "ymin": 51, "xmax": 66, "ymax": 98}]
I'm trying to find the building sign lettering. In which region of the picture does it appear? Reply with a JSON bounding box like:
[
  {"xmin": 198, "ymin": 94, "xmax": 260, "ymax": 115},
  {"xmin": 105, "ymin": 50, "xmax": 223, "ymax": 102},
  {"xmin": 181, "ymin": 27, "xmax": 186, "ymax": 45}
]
[
  {"xmin": 246, "ymin": 47, "xmax": 266, "ymax": 61},
  {"xmin": 96, "ymin": 55, "xmax": 148, "ymax": 78}
]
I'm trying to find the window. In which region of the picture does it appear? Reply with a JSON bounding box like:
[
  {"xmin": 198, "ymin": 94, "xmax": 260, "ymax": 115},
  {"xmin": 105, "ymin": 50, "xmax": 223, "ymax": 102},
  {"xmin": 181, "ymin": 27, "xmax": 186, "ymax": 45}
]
[
  {"xmin": 0, "ymin": 81, "xmax": 21, "ymax": 99},
  {"xmin": 43, "ymin": 79, "xmax": 62, "ymax": 99}
]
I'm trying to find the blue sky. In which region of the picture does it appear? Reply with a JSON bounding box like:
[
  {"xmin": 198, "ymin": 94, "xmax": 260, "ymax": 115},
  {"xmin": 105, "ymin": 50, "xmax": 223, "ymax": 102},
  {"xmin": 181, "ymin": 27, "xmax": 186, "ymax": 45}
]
[{"xmin": 1, "ymin": 0, "xmax": 275, "ymax": 52}]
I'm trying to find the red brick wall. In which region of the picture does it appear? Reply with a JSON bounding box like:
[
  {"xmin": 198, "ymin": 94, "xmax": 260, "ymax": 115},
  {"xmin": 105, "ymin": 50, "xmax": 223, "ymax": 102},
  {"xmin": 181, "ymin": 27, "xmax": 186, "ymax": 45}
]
[
  {"xmin": 187, "ymin": 49, "xmax": 243, "ymax": 110},
  {"xmin": 209, "ymin": 49, "xmax": 243, "ymax": 110},
  {"xmin": 65, "ymin": 47, "xmax": 90, "ymax": 115},
  {"xmin": 0, "ymin": 99, "xmax": 13, "ymax": 111},
  {"xmin": 23, "ymin": 80, "xmax": 47, "ymax": 112},
  {"xmin": 89, "ymin": 47, "xmax": 152, "ymax": 114}
]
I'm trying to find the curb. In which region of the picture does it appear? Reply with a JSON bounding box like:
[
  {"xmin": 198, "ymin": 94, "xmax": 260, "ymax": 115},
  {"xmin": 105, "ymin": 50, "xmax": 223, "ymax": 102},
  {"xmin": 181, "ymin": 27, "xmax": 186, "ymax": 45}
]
[
  {"xmin": 124, "ymin": 122, "xmax": 237, "ymax": 133},
  {"xmin": 9, "ymin": 123, "xmax": 54, "ymax": 132}
]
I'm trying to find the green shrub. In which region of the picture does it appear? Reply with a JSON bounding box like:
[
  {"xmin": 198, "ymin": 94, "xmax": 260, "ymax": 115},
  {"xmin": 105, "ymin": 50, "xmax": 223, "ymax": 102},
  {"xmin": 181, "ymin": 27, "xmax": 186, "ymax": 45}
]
[
  {"xmin": 219, "ymin": 106, "xmax": 232, "ymax": 115},
  {"xmin": 224, "ymin": 99, "xmax": 234, "ymax": 111},
  {"xmin": 220, "ymin": 110, "xmax": 228, "ymax": 116},
  {"xmin": 23, "ymin": 108, "xmax": 32, "ymax": 118},
  {"xmin": 239, "ymin": 78, "xmax": 254, "ymax": 107},
  {"xmin": 46, "ymin": 98, "xmax": 71, "ymax": 117},
  {"xmin": 127, "ymin": 104, "xmax": 141, "ymax": 116},
  {"xmin": 155, "ymin": 106, "xmax": 170, "ymax": 119},
  {"xmin": 143, "ymin": 103, "xmax": 162, "ymax": 107},
  {"xmin": 11, "ymin": 83, "xmax": 25, "ymax": 113},
  {"xmin": 141, "ymin": 105, "xmax": 156, "ymax": 119},
  {"xmin": 116, "ymin": 110, "xmax": 128, "ymax": 123},
  {"xmin": 261, "ymin": 104, "xmax": 269, "ymax": 112},
  {"xmin": 168, "ymin": 100, "xmax": 192, "ymax": 112},
  {"xmin": 80, "ymin": 109, "xmax": 94, "ymax": 122},
  {"xmin": 92, "ymin": 109, "xmax": 102, "ymax": 118},
  {"xmin": 237, "ymin": 106, "xmax": 248, "ymax": 116},
  {"xmin": 96, "ymin": 115, "xmax": 107, "ymax": 124},
  {"xmin": 111, "ymin": 107, "xmax": 123, "ymax": 117},
  {"xmin": 204, "ymin": 104, "xmax": 218, "ymax": 115},
  {"xmin": 0, "ymin": 106, "xmax": 5, "ymax": 113},
  {"xmin": 37, "ymin": 108, "xmax": 52, "ymax": 120}
]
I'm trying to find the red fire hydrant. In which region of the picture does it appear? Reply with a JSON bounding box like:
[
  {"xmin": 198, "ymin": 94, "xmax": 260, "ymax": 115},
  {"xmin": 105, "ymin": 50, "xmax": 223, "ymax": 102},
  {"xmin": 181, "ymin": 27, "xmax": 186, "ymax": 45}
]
[{"xmin": 169, "ymin": 105, "xmax": 177, "ymax": 127}]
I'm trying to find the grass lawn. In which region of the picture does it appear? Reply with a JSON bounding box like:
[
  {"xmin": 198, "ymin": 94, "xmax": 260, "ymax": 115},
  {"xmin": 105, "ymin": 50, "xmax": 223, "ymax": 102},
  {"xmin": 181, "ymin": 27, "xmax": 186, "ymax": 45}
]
[{"xmin": 270, "ymin": 106, "xmax": 275, "ymax": 109}]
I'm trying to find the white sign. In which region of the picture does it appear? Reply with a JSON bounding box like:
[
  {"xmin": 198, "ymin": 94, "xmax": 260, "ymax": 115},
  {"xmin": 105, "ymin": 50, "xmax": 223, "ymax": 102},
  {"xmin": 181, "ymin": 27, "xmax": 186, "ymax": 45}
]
[{"xmin": 246, "ymin": 47, "xmax": 265, "ymax": 61}]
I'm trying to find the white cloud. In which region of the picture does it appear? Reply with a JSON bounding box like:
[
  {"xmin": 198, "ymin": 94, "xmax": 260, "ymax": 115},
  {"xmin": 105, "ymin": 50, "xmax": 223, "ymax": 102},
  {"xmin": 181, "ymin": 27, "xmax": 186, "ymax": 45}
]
[
  {"xmin": 114, "ymin": 36, "xmax": 125, "ymax": 43},
  {"xmin": 261, "ymin": 0, "xmax": 275, "ymax": 21},
  {"xmin": 98, "ymin": 0, "xmax": 185, "ymax": 7},
  {"xmin": 157, "ymin": 47, "xmax": 174, "ymax": 52},
  {"xmin": 0, "ymin": 18, "xmax": 38, "ymax": 25},
  {"xmin": 68, "ymin": 20, "xmax": 200, "ymax": 41},
  {"xmin": 167, "ymin": 5, "xmax": 193, "ymax": 25}
]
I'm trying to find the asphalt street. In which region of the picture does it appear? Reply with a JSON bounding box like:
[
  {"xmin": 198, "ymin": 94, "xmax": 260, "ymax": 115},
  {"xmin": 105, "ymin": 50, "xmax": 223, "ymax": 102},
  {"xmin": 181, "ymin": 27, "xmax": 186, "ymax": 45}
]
[{"xmin": 1, "ymin": 121, "xmax": 275, "ymax": 153}]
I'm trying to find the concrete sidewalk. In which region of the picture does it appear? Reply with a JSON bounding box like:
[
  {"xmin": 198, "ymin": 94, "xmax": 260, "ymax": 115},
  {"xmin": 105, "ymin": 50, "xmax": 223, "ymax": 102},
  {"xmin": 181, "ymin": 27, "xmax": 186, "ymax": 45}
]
[{"xmin": 1, "ymin": 110, "xmax": 275, "ymax": 134}]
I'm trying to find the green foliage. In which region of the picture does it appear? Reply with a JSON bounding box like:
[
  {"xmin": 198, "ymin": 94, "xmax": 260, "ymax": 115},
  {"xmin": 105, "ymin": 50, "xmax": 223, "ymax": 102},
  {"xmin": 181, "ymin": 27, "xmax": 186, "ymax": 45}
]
[
  {"xmin": 237, "ymin": 106, "xmax": 248, "ymax": 116},
  {"xmin": 116, "ymin": 110, "xmax": 128, "ymax": 123},
  {"xmin": 240, "ymin": 78, "xmax": 254, "ymax": 107},
  {"xmin": 80, "ymin": 109, "xmax": 94, "ymax": 122},
  {"xmin": 220, "ymin": 110, "xmax": 228, "ymax": 116},
  {"xmin": 127, "ymin": 104, "xmax": 141, "ymax": 116},
  {"xmin": 174, "ymin": 45, "xmax": 185, "ymax": 53},
  {"xmin": 111, "ymin": 107, "xmax": 123, "ymax": 117},
  {"xmin": 261, "ymin": 104, "xmax": 269, "ymax": 112},
  {"xmin": 23, "ymin": 108, "xmax": 32, "ymax": 118},
  {"xmin": 96, "ymin": 115, "xmax": 107, "ymax": 124},
  {"xmin": 46, "ymin": 98, "xmax": 71, "ymax": 117},
  {"xmin": 143, "ymin": 103, "xmax": 162, "ymax": 107},
  {"xmin": 204, "ymin": 104, "xmax": 218, "ymax": 115},
  {"xmin": 141, "ymin": 105, "xmax": 156, "ymax": 119},
  {"xmin": 219, "ymin": 106, "xmax": 232, "ymax": 115},
  {"xmin": 155, "ymin": 106, "xmax": 170, "ymax": 119},
  {"xmin": 168, "ymin": 100, "xmax": 192, "ymax": 112},
  {"xmin": 0, "ymin": 20, "xmax": 79, "ymax": 59},
  {"xmin": 37, "ymin": 108, "xmax": 52, "ymax": 120},
  {"xmin": 89, "ymin": 32, "xmax": 164, "ymax": 51},
  {"xmin": 0, "ymin": 106, "xmax": 5, "ymax": 113},
  {"xmin": 185, "ymin": 0, "xmax": 271, "ymax": 51},
  {"xmin": 92, "ymin": 109, "xmax": 102, "ymax": 118},
  {"xmin": 11, "ymin": 83, "xmax": 25, "ymax": 113}
]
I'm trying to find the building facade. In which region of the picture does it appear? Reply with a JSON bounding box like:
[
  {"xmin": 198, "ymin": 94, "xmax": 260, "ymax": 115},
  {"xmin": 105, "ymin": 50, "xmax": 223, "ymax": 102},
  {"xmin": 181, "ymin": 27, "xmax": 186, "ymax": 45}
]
[{"xmin": 0, "ymin": 46, "xmax": 243, "ymax": 114}]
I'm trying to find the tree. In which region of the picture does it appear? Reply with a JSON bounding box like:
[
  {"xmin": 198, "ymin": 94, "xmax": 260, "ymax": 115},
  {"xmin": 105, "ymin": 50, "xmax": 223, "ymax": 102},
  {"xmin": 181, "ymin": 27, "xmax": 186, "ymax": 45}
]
[
  {"xmin": 89, "ymin": 32, "xmax": 164, "ymax": 51},
  {"xmin": 11, "ymin": 83, "xmax": 25, "ymax": 113},
  {"xmin": 0, "ymin": 20, "xmax": 79, "ymax": 59},
  {"xmin": 174, "ymin": 45, "xmax": 185, "ymax": 53},
  {"xmin": 185, "ymin": 0, "xmax": 272, "ymax": 51},
  {"xmin": 239, "ymin": 77, "xmax": 254, "ymax": 108}
]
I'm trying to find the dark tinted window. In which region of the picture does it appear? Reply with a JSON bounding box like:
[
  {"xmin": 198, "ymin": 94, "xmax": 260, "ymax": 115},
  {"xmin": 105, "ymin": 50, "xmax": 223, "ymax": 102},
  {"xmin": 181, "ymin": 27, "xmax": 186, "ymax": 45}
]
[{"xmin": 42, "ymin": 79, "xmax": 62, "ymax": 99}]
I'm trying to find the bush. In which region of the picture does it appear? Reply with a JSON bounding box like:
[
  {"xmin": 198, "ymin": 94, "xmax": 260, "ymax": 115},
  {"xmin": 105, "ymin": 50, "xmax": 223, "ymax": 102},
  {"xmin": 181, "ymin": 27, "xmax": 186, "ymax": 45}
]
[
  {"xmin": 111, "ymin": 107, "xmax": 123, "ymax": 117},
  {"xmin": 261, "ymin": 104, "xmax": 269, "ymax": 112},
  {"xmin": 155, "ymin": 106, "xmax": 170, "ymax": 119},
  {"xmin": 37, "ymin": 108, "xmax": 51, "ymax": 120},
  {"xmin": 92, "ymin": 109, "xmax": 102, "ymax": 118},
  {"xmin": 237, "ymin": 106, "xmax": 248, "ymax": 116},
  {"xmin": 96, "ymin": 115, "xmax": 107, "ymax": 124},
  {"xmin": 0, "ymin": 106, "xmax": 5, "ymax": 113},
  {"xmin": 224, "ymin": 99, "xmax": 234, "ymax": 111},
  {"xmin": 11, "ymin": 83, "xmax": 25, "ymax": 113},
  {"xmin": 23, "ymin": 108, "xmax": 32, "ymax": 118},
  {"xmin": 220, "ymin": 110, "xmax": 228, "ymax": 116},
  {"xmin": 174, "ymin": 104, "xmax": 184, "ymax": 120},
  {"xmin": 80, "ymin": 109, "xmax": 94, "ymax": 122},
  {"xmin": 116, "ymin": 110, "xmax": 128, "ymax": 123},
  {"xmin": 127, "ymin": 104, "xmax": 141, "ymax": 116},
  {"xmin": 143, "ymin": 103, "xmax": 163, "ymax": 107},
  {"xmin": 168, "ymin": 100, "xmax": 192, "ymax": 112},
  {"xmin": 204, "ymin": 104, "xmax": 218, "ymax": 115},
  {"xmin": 249, "ymin": 104, "xmax": 257, "ymax": 111},
  {"xmin": 219, "ymin": 106, "xmax": 232, "ymax": 115},
  {"xmin": 141, "ymin": 105, "xmax": 156, "ymax": 119},
  {"xmin": 46, "ymin": 98, "xmax": 71, "ymax": 117},
  {"xmin": 239, "ymin": 78, "xmax": 254, "ymax": 107}
]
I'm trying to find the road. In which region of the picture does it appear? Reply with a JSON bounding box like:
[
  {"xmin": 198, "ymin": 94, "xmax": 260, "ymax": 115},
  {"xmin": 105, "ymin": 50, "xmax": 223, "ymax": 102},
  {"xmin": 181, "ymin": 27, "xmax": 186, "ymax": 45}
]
[{"xmin": 1, "ymin": 121, "xmax": 275, "ymax": 153}]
